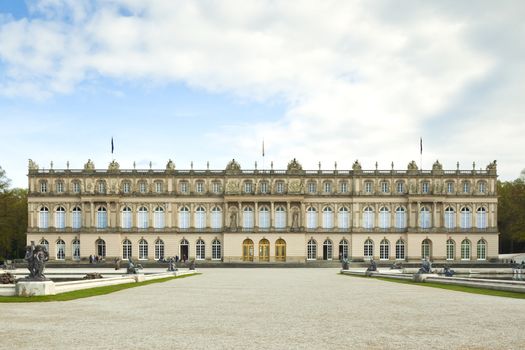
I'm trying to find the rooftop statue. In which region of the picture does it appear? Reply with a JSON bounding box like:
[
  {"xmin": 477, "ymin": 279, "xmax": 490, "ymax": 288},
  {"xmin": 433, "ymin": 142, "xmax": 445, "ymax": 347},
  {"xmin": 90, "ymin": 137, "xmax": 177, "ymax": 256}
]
[
  {"xmin": 432, "ymin": 160, "xmax": 443, "ymax": 171},
  {"xmin": 166, "ymin": 159, "xmax": 175, "ymax": 171},
  {"xmin": 28, "ymin": 159, "xmax": 39, "ymax": 171},
  {"xmin": 352, "ymin": 160, "xmax": 362, "ymax": 171},
  {"xmin": 287, "ymin": 158, "xmax": 303, "ymax": 174},
  {"xmin": 84, "ymin": 159, "xmax": 95, "ymax": 171},
  {"xmin": 486, "ymin": 160, "xmax": 497, "ymax": 171},
  {"xmin": 108, "ymin": 160, "xmax": 120, "ymax": 172},
  {"xmin": 225, "ymin": 159, "xmax": 241, "ymax": 174},
  {"xmin": 407, "ymin": 160, "xmax": 418, "ymax": 171},
  {"xmin": 24, "ymin": 241, "xmax": 49, "ymax": 281}
]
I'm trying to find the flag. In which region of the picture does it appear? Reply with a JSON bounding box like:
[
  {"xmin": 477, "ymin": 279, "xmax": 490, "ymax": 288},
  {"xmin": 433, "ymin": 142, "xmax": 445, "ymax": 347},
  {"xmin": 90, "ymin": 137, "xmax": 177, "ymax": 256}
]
[
  {"xmin": 111, "ymin": 137, "xmax": 114, "ymax": 154},
  {"xmin": 262, "ymin": 140, "xmax": 265, "ymax": 157},
  {"xmin": 420, "ymin": 137, "xmax": 422, "ymax": 155}
]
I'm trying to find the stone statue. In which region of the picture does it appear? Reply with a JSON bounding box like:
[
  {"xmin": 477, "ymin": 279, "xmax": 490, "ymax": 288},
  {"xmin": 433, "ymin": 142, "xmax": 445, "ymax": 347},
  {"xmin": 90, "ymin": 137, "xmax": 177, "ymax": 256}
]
[
  {"xmin": 418, "ymin": 257, "xmax": 432, "ymax": 274},
  {"xmin": 225, "ymin": 159, "xmax": 242, "ymax": 174},
  {"xmin": 291, "ymin": 209, "xmax": 300, "ymax": 231},
  {"xmin": 189, "ymin": 259, "xmax": 196, "ymax": 271},
  {"xmin": 126, "ymin": 258, "xmax": 143, "ymax": 274},
  {"xmin": 352, "ymin": 160, "xmax": 362, "ymax": 172},
  {"xmin": 108, "ymin": 160, "xmax": 120, "ymax": 172},
  {"xmin": 24, "ymin": 241, "xmax": 49, "ymax": 281},
  {"xmin": 366, "ymin": 259, "xmax": 377, "ymax": 272},
  {"xmin": 432, "ymin": 160, "xmax": 443, "ymax": 171},
  {"xmin": 341, "ymin": 258, "xmax": 349, "ymax": 270},
  {"xmin": 28, "ymin": 159, "xmax": 39, "ymax": 171},
  {"xmin": 166, "ymin": 159, "xmax": 175, "ymax": 171},
  {"xmin": 167, "ymin": 257, "xmax": 177, "ymax": 272},
  {"xmin": 407, "ymin": 160, "xmax": 418, "ymax": 171},
  {"xmin": 286, "ymin": 158, "xmax": 303, "ymax": 174},
  {"xmin": 229, "ymin": 209, "xmax": 238, "ymax": 231},
  {"xmin": 390, "ymin": 262, "xmax": 402, "ymax": 270},
  {"xmin": 443, "ymin": 265, "xmax": 455, "ymax": 277},
  {"xmin": 84, "ymin": 159, "xmax": 95, "ymax": 171}
]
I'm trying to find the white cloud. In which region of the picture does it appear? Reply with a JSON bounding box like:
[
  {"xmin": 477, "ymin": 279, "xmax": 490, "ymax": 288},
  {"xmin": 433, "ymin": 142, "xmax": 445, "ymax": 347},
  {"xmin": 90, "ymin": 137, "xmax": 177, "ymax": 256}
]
[{"xmin": 0, "ymin": 0, "xmax": 524, "ymax": 181}]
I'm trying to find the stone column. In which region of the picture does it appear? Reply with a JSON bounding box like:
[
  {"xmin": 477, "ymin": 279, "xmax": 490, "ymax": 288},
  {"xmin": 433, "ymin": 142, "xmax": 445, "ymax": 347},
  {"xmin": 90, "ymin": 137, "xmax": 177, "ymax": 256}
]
[
  {"xmin": 254, "ymin": 202, "xmax": 259, "ymax": 229},
  {"xmin": 286, "ymin": 201, "xmax": 291, "ymax": 229},
  {"xmin": 90, "ymin": 202, "xmax": 95, "ymax": 228},
  {"xmin": 270, "ymin": 202, "xmax": 275, "ymax": 228}
]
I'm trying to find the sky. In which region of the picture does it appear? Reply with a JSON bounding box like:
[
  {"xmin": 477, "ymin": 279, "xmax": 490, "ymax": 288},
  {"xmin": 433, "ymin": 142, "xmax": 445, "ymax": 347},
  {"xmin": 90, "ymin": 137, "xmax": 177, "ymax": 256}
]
[{"xmin": 0, "ymin": 0, "xmax": 524, "ymax": 188}]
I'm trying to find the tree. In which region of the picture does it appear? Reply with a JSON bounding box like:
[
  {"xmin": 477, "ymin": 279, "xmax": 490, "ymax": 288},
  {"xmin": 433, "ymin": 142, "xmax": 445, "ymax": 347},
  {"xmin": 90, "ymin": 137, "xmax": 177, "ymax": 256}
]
[
  {"xmin": 497, "ymin": 179, "xmax": 525, "ymax": 253},
  {"xmin": 0, "ymin": 167, "xmax": 27, "ymax": 260},
  {"xmin": 0, "ymin": 166, "xmax": 10, "ymax": 192}
]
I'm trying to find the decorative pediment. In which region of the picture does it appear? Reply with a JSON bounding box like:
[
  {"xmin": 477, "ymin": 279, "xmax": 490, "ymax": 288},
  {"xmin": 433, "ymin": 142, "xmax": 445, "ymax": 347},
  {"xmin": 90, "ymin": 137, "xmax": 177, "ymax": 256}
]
[
  {"xmin": 287, "ymin": 158, "xmax": 303, "ymax": 174},
  {"xmin": 225, "ymin": 159, "xmax": 241, "ymax": 174}
]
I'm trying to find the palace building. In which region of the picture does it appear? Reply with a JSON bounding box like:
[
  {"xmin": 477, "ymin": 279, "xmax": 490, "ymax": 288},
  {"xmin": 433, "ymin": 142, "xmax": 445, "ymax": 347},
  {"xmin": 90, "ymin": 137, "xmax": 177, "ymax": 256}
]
[{"xmin": 26, "ymin": 158, "xmax": 499, "ymax": 263}]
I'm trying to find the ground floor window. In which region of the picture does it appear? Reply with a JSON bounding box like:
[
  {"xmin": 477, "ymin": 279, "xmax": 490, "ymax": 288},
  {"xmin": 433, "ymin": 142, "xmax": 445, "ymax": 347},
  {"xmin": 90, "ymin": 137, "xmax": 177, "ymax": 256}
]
[
  {"xmin": 212, "ymin": 239, "xmax": 221, "ymax": 260},
  {"xmin": 196, "ymin": 239, "xmax": 205, "ymax": 260},
  {"xmin": 139, "ymin": 239, "xmax": 148, "ymax": 260},
  {"xmin": 461, "ymin": 239, "xmax": 471, "ymax": 260},
  {"xmin": 339, "ymin": 239, "xmax": 348, "ymax": 260},
  {"xmin": 323, "ymin": 239, "xmax": 333, "ymax": 260},
  {"xmin": 379, "ymin": 239, "xmax": 389, "ymax": 260},
  {"xmin": 259, "ymin": 239, "xmax": 269, "ymax": 262},
  {"xmin": 307, "ymin": 239, "xmax": 317, "ymax": 260},
  {"xmin": 446, "ymin": 239, "xmax": 455, "ymax": 260},
  {"xmin": 395, "ymin": 239, "xmax": 405, "ymax": 260},
  {"xmin": 122, "ymin": 239, "xmax": 132, "ymax": 259},
  {"xmin": 56, "ymin": 239, "xmax": 65, "ymax": 260},
  {"xmin": 72, "ymin": 239, "xmax": 80, "ymax": 260},
  {"xmin": 477, "ymin": 239, "xmax": 487, "ymax": 260},
  {"xmin": 96, "ymin": 239, "xmax": 106, "ymax": 257},
  {"xmin": 155, "ymin": 239, "xmax": 165, "ymax": 261},
  {"xmin": 364, "ymin": 239, "xmax": 373, "ymax": 260},
  {"xmin": 421, "ymin": 239, "xmax": 431, "ymax": 259}
]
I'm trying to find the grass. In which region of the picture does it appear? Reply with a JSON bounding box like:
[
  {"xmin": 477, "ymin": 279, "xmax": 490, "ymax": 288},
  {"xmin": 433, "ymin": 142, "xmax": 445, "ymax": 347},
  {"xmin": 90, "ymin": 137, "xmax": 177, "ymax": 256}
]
[
  {"xmin": 341, "ymin": 273, "xmax": 525, "ymax": 299},
  {"xmin": 0, "ymin": 273, "xmax": 200, "ymax": 303}
]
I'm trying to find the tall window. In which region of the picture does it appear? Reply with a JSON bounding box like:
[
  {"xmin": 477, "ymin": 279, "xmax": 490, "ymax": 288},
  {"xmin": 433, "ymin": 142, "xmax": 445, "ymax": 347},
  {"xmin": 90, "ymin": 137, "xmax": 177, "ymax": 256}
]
[
  {"xmin": 340, "ymin": 182, "xmax": 348, "ymax": 193},
  {"xmin": 395, "ymin": 239, "xmax": 405, "ymax": 260},
  {"xmin": 260, "ymin": 181, "xmax": 268, "ymax": 194},
  {"xmin": 422, "ymin": 182, "xmax": 430, "ymax": 194},
  {"xmin": 179, "ymin": 207, "xmax": 190, "ymax": 229},
  {"xmin": 339, "ymin": 239, "xmax": 349, "ymax": 260},
  {"xmin": 180, "ymin": 182, "xmax": 188, "ymax": 194},
  {"xmin": 306, "ymin": 207, "xmax": 317, "ymax": 229},
  {"xmin": 476, "ymin": 207, "xmax": 487, "ymax": 229},
  {"xmin": 421, "ymin": 239, "xmax": 431, "ymax": 259},
  {"xmin": 155, "ymin": 239, "xmax": 165, "ymax": 260},
  {"xmin": 56, "ymin": 181, "xmax": 64, "ymax": 193},
  {"xmin": 196, "ymin": 181, "xmax": 204, "ymax": 193},
  {"xmin": 96, "ymin": 239, "xmax": 106, "ymax": 257},
  {"xmin": 379, "ymin": 207, "xmax": 390, "ymax": 229},
  {"xmin": 211, "ymin": 207, "xmax": 222, "ymax": 230},
  {"xmin": 395, "ymin": 207, "xmax": 406, "ymax": 229},
  {"xmin": 72, "ymin": 181, "xmax": 80, "ymax": 194},
  {"xmin": 242, "ymin": 239, "xmax": 254, "ymax": 261},
  {"xmin": 307, "ymin": 239, "xmax": 317, "ymax": 260},
  {"xmin": 243, "ymin": 206, "xmax": 254, "ymax": 229},
  {"xmin": 259, "ymin": 207, "xmax": 270, "ymax": 229},
  {"xmin": 275, "ymin": 206, "xmax": 286, "ymax": 229},
  {"xmin": 244, "ymin": 182, "xmax": 253, "ymax": 194},
  {"xmin": 40, "ymin": 181, "xmax": 48, "ymax": 193},
  {"xmin": 138, "ymin": 239, "xmax": 148, "ymax": 260},
  {"xmin": 380, "ymin": 182, "xmax": 389, "ymax": 193},
  {"xmin": 56, "ymin": 239, "xmax": 65, "ymax": 260},
  {"xmin": 363, "ymin": 206, "xmax": 374, "ymax": 229},
  {"xmin": 39, "ymin": 207, "xmax": 49, "ymax": 229},
  {"xmin": 379, "ymin": 239, "xmax": 389, "ymax": 260},
  {"xmin": 98, "ymin": 181, "xmax": 106, "ymax": 194},
  {"xmin": 139, "ymin": 181, "xmax": 147, "ymax": 193},
  {"xmin": 275, "ymin": 238, "xmax": 286, "ymax": 261},
  {"xmin": 195, "ymin": 206, "xmax": 206, "ymax": 229},
  {"xmin": 338, "ymin": 207, "xmax": 349, "ymax": 230},
  {"xmin": 477, "ymin": 239, "xmax": 487, "ymax": 260},
  {"xmin": 154, "ymin": 207, "xmax": 165, "ymax": 229},
  {"xmin": 308, "ymin": 182, "xmax": 316, "ymax": 193},
  {"xmin": 40, "ymin": 239, "xmax": 49, "ymax": 252},
  {"xmin": 322, "ymin": 207, "xmax": 334, "ymax": 229},
  {"xmin": 137, "ymin": 206, "xmax": 148, "ymax": 229},
  {"xmin": 123, "ymin": 182, "xmax": 131, "ymax": 194},
  {"xmin": 461, "ymin": 239, "xmax": 471, "ymax": 260},
  {"xmin": 121, "ymin": 207, "xmax": 132, "ymax": 229},
  {"xmin": 72, "ymin": 207, "xmax": 82, "ymax": 229},
  {"xmin": 123, "ymin": 239, "xmax": 132, "ymax": 259},
  {"xmin": 419, "ymin": 207, "xmax": 430, "ymax": 229},
  {"xmin": 323, "ymin": 239, "xmax": 333, "ymax": 260},
  {"xmin": 72, "ymin": 239, "xmax": 80, "ymax": 260},
  {"xmin": 324, "ymin": 182, "xmax": 332, "ymax": 193},
  {"xmin": 259, "ymin": 238, "xmax": 270, "ymax": 262},
  {"xmin": 155, "ymin": 182, "xmax": 163, "ymax": 193},
  {"xmin": 447, "ymin": 182, "xmax": 454, "ymax": 194},
  {"xmin": 396, "ymin": 182, "xmax": 404, "ymax": 193},
  {"xmin": 55, "ymin": 206, "xmax": 66, "ymax": 229},
  {"xmin": 444, "ymin": 207, "xmax": 455, "ymax": 229},
  {"xmin": 463, "ymin": 181, "xmax": 470, "ymax": 193},
  {"xmin": 364, "ymin": 181, "xmax": 372, "ymax": 193},
  {"xmin": 212, "ymin": 239, "xmax": 221, "ymax": 260},
  {"xmin": 276, "ymin": 181, "xmax": 285, "ymax": 194},
  {"xmin": 364, "ymin": 239, "xmax": 373, "ymax": 260},
  {"xmin": 460, "ymin": 207, "xmax": 472, "ymax": 229},
  {"xmin": 446, "ymin": 239, "xmax": 455, "ymax": 260},
  {"xmin": 96, "ymin": 207, "xmax": 107, "ymax": 229},
  {"xmin": 212, "ymin": 182, "xmax": 221, "ymax": 194},
  {"xmin": 196, "ymin": 239, "xmax": 205, "ymax": 260},
  {"xmin": 478, "ymin": 182, "xmax": 486, "ymax": 193}
]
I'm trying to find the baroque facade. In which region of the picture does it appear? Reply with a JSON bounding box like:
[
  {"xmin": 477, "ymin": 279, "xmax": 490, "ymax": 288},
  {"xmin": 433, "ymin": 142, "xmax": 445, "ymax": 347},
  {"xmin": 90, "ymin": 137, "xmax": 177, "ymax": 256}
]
[{"xmin": 26, "ymin": 158, "xmax": 499, "ymax": 263}]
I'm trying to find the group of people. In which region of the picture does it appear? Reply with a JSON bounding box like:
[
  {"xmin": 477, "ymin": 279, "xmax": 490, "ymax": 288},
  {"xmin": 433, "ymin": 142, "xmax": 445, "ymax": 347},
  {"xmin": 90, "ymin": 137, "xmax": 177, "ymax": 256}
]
[{"xmin": 88, "ymin": 255, "xmax": 104, "ymax": 264}]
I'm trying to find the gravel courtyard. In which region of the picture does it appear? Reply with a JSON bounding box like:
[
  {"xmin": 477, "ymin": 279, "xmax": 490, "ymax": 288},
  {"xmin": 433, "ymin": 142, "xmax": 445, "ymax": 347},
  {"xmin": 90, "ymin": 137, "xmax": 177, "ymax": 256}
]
[{"xmin": 1, "ymin": 268, "xmax": 524, "ymax": 350}]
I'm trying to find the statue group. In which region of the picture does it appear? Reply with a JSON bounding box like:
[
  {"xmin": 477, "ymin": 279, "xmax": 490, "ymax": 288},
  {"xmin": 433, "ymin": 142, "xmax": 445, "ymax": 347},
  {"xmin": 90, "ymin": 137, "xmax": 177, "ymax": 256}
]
[{"xmin": 24, "ymin": 241, "xmax": 49, "ymax": 281}]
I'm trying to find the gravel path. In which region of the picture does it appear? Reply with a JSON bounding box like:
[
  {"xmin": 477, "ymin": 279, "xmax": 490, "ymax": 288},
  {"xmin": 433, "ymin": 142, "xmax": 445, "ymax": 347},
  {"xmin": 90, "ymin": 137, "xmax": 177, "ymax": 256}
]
[{"xmin": 1, "ymin": 268, "xmax": 523, "ymax": 350}]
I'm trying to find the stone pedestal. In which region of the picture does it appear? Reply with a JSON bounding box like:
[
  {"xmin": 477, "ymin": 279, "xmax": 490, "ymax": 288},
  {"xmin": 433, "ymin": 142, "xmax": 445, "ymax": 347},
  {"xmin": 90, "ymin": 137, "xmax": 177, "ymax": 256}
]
[{"xmin": 16, "ymin": 280, "xmax": 56, "ymax": 296}]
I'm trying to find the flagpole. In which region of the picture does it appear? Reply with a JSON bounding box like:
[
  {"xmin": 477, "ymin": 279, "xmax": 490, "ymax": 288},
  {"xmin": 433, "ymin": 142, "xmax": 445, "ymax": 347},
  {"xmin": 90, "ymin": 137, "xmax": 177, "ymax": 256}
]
[
  {"xmin": 419, "ymin": 137, "xmax": 422, "ymax": 170},
  {"xmin": 262, "ymin": 139, "xmax": 265, "ymax": 173}
]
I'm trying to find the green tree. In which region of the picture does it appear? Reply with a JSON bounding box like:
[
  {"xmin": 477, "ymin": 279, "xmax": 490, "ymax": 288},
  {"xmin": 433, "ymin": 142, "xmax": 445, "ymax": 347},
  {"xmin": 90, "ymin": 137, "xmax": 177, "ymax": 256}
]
[
  {"xmin": 0, "ymin": 166, "xmax": 10, "ymax": 192},
  {"xmin": 498, "ymin": 179, "xmax": 525, "ymax": 253}
]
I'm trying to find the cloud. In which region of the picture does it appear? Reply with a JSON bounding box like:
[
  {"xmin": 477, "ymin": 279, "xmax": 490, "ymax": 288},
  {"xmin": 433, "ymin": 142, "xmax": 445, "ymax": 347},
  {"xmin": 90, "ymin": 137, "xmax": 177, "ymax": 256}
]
[{"xmin": 0, "ymin": 0, "xmax": 523, "ymax": 180}]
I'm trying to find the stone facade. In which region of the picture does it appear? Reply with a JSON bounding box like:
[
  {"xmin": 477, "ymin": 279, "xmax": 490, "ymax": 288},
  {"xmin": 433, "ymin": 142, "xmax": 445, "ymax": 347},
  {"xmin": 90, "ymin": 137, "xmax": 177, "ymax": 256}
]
[{"xmin": 26, "ymin": 159, "xmax": 499, "ymax": 263}]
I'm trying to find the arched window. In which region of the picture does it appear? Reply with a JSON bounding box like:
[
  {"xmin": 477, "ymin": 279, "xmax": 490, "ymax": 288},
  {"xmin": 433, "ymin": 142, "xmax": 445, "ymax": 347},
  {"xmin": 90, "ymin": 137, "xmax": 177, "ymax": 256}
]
[
  {"xmin": 55, "ymin": 207, "xmax": 65, "ymax": 229},
  {"xmin": 242, "ymin": 238, "xmax": 254, "ymax": 261},
  {"xmin": 211, "ymin": 207, "xmax": 222, "ymax": 230},
  {"xmin": 72, "ymin": 206, "xmax": 82, "ymax": 229},
  {"xmin": 196, "ymin": 239, "xmax": 205, "ymax": 260},
  {"xmin": 395, "ymin": 207, "xmax": 406, "ymax": 229},
  {"xmin": 122, "ymin": 239, "xmax": 132, "ymax": 260},
  {"xmin": 323, "ymin": 239, "xmax": 333, "ymax": 260},
  {"xmin": 96, "ymin": 207, "xmax": 107, "ymax": 229},
  {"xmin": 379, "ymin": 207, "xmax": 390, "ymax": 229},
  {"xmin": 121, "ymin": 207, "xmax": 132, "ymax": 229},
  {"xmin": 446, "ymin": 239, "xmax": 455, "ymax": 260},
  {"xmin": 179, "ymin": 206, "xmax": 190, "ymax": 229},
  {"xmin": 154, "ymin": 207, "xmax": 165, "ymax": 229},
  {"xmin": 96, "ymin": 239, "xmax": 106, "ymax": 257},
  {"xmin": 72, "ymin": 239, "xmax": 80, "ymax": 260},
  {"xmin": 259, "ymin": 239, "xmax": 270, "ymax": 262},
  {"xmin": 155, "ymin": 239, "xmax": 165, "ymax": 260},
  {"xmin": 40, "ymin": 239, "xmax": 49, "ymax": 252},
  {"xmin": 339, "ymin": 239, "xmax": 349, "ymax": 260},
  {"xmin": 212, "ymin": 239, "xmax": 221, "ymax": 260},
  {"xmin": 306, "ymin": 207, "xmax": 317, "ymax": 229},
  {"xmin": 364, "ymin": 239, "xmax": 373, "ymax": 260},
  {"xmin": 444, "ymin": 207, "xmax": 455, "ymax": 229},
  {"xmin": 460, "ymin": 207, "xmax": 471, "ymax": 229},
  {"xmin": 275, "ymin": 206, "xmax": 286, "ymax": 229},
  {"xmin": 395, "ymin": 239, "xmax": 405, "ymax": 260},
  {"xmin": 137, "ymin": 206, "xmax": 148, "ymax": 229},
  {"xmin": 321, "ymin": 207, "xmax": 333, "ymax": 229},
  {"xmin": 461, "ymin": 239, "xmax": 471, "ymax": 260},
  {"xmin": 477, "ymin": 239, "xmax": 487, "ymax": 260},
  {"xmin": 338, "ymin": 207, "xmax": 349, "ymax": 230},
  {"xmin": 363, "ymin": 207, "xmax": 374, "ymax": 229},
  {"xmin": 243, "ymin": 206, "xmax": 254, "ymax": 229},
  {"xmin": 476, "ymin": 207, "xmax": 487, "ymax": 229},
  {"xmin": 379, "ymin": 239, "xmax": 389, "ymax": 260},
  {"xmin": 56, "ymin": 239, "xmax": 65, "ymax": 260},
  {"xmin": 275, "ymin": 238, "xmax": 286, "ymax": 261},
  {"xmin": 420, "ymin": 207, "xmax": 430, "ymax": 229},
  {"xmin": 39, "ymin": 207, "xmax": 49, "ymax": 229},
  {"xmin": 195, "ymin": 206, "xmax": 206, "ymax": 229},
  {"xmin": 421, "ymin": 239, "xmax": 432, "ymax": 259},
  {"xmin": 138, "ymin": 239, "xmax": 148, "ymax": 260},
  {"xmin": 307, "ymin": 239, "xmax": 317, "ymax": 260},
  {"xmin": 259, "ymin": 206, "xmax": 270, "ymax": 229}
]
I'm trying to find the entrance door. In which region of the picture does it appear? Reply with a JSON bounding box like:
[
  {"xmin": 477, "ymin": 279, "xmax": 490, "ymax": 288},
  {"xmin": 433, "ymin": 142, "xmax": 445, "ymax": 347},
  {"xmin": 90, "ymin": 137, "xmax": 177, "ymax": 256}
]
[
  {"xmin": 180, "ymin": 239, "xmax": 189, "ymax": 261},
  {"xmin": 243, "ymin": 239, "xmax": 254, "ymax": 261},
  {"xmin": 259, "ymin": 239, "xmax": 269, "ymax": 262},
  {"xmin": 275, "ymin": 239, "xmax": 286, "ymax": 262},
  {"xmin": 323, "ymin": 239, "xmax": 333, "ymax": 260}
]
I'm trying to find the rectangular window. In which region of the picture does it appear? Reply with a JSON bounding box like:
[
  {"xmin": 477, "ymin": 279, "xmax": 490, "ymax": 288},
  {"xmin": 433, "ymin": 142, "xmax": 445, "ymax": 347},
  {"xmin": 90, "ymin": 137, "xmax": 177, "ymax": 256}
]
[
  {"xmin": 98, "ymin": 182, "xmax": 106, "ymax": 194},
  {"xmin": 479, "ymin": 182, "xmax": 486, "ymax": 193},
  {"xmin": 244, "ymin": 182, "xmax": 253, "ymax": 193},
  {"xmin": 196, "ymin": 182, "xmax": 204, "ymax": 193},
  {"xmin": 56, "ymin": 182, "xmax": 64, "ymax": 193},
  {"xmin": 381, "ymin": 182, "xmax": 388, "ymax": 193},
  {"xmin": 72, "ymin": 182, "xmax": 80, "ymax": 194},
  {"xmin": 139, "ymin": 182, "xmax": 146, "ymax": 193},
  {"xmin": 463, "ymin": 182, "xmax": 470, "ymax": 193},
  {"xmin": 364, "ymin": 182, "xmax": 372, "ymax": 193},
  {"xmin": 308, "ymin": 183, "xmax": 316, "ymax": 193},
  {"xmin": 396, "ymin": 182, "xmax": 404, "ymax": 193},
  {"xmin": 155, "ymin": 182, "xmax": 163, "ymax": 193},
  {"xmin": 40, "ymin": 182, "xmax": 48, "ymax": 193},
  {"xmin": 180, "ymin": 182, "xmax": 188, "ymax": 193},
  {"xmin": 422, "ymin": 182, "xmax": 429, "ymax": 194},
  {"xmin": 447, "ymin": 182, "xmax": 454, "ymax": 193},
  {"xmin": 276, "ymin": 182, "xmax": 284, "ymax": 194},
  {"xmin": 123, "ymin": 182, "xmax": 130, "ymax": 194},
  {"xmin": 212, "ymin": 182, "xmax": 221, "ymax": 193},
  {"xmin": 340, "ymin": 182, "xmax": 348, "ymax": 193},
  {"xmin": 260, "ymin": 182, "xmax": 268, "ymax": 194},
  {"xmin": 324, "ymin": 182, "xmax": 332, "ymax": 193}
]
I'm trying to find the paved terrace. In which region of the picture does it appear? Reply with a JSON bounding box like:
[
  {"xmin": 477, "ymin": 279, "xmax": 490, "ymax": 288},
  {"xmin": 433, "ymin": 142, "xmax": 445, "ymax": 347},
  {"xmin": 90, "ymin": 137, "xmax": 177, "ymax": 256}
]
[{"xmin": 1, "ymin": 268, "xmax": 524, "ymax": 349}]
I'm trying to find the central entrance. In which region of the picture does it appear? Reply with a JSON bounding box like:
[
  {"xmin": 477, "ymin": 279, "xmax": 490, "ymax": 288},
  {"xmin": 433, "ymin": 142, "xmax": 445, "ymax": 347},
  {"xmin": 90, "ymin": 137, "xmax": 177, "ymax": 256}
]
[
  {"xmin": 259, "ymin": 239, "xmax": 270, "ymax": 262},
  {"xmin": 243, "ymin": 239, "xmax": 254, "ymax": 261},
  {"xmin": 275, "ymin": 238, "xmax": 286, "ymax": 262}
]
